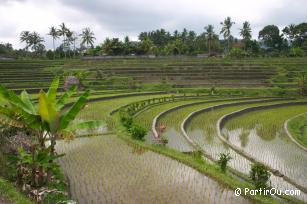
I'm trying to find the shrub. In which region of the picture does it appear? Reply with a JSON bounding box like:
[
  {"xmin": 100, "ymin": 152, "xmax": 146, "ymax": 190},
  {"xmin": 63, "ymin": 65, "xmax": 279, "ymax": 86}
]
[
  {"xmin": 160, "ymin": 135, "xmax": 168, "ymax": 145},
  {"xmin": 228, "ymin": 48, "xmax": 247, "ymax": 59},
  {"xmin": 288, "ymin": 47, "xmax": 304, "ymax": 57},
  {"xmin": 129, "ymin": 123, "xmax": 147, "ymax": 140},
  {"xmin": 119, "ymin": 111, "xmax": 133, "ymax": 129},
  {"xmin": 217, "ymin": 153, "xmax": 232, "ymax": 173},
  {"xmin": 249, "ymin": 163, "xmax": 271, "ymax": 189}
]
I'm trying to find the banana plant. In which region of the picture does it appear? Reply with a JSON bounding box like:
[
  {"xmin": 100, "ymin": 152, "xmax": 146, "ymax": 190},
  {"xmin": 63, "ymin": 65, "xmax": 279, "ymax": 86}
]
[{"xmin": 0, "ymin": 77, "xmax": 104, "ymax": 154}]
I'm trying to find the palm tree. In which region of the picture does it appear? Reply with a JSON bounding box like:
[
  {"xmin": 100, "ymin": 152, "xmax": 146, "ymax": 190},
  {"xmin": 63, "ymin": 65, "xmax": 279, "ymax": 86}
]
[
  {"xmin": 282, "ymin": 24, "xmax": 297, "ymax": 45},
  {"xmin": 20, "ymin": 31, "xmax": 31, "ymax": 50},
  {"xmin": 204, "ymin": 25, "xmax": 217, "ymax": 55},
  {"xmin": 80, "ymin": 28, "xmax": 96, "ymax": 54},
  {"xmin": 70, "ymin": 31, "xmax": 78, "ymax": 58},
  {"xmin": 58, "ymin": 23, "xmax": 69, "ymax": 59},
  {"xmin": 30, "ymin": 32, "xmax": 44, "ymax": 52},
  {"xmin": 220, "ymin": 17, "xmax": 235, "ymax": 52},
  {"xmin": 48, "ymin": 26, "xmax": 59, "ymax": 59},
  {"xmin": 20, "ymin": 31, "xmax": 44, "ymax": 56},
  {"xmin": 240, "ymin": 21, "xmax": 252, "ymax": 50}
]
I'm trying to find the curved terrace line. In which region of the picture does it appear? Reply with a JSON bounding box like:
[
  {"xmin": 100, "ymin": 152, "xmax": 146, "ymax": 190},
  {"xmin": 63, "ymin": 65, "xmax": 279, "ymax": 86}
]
[
  {"xmin": 284, "ymin": 112, "xmax": 307, "ymax": 152},
  {"xmin": 151, "ymin": 97, "xmax": 280, "ymax": 139},
  {"xmin": 216, "ymin": 101, "xmax": 307, "ymax": 194},
  {"xmin": 179, "ymin": 98, "xmax": 288, "ymax": 159}
]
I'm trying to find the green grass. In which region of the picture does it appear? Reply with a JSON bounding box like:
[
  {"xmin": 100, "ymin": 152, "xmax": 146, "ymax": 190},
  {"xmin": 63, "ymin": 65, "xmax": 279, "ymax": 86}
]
[
  {"xmin": 0, "ymin": 178, "xmax": 33, "ymax": 204},
  {"xmin": 288, "ymin": 113, "xmax": 307, "ymax": 148}
]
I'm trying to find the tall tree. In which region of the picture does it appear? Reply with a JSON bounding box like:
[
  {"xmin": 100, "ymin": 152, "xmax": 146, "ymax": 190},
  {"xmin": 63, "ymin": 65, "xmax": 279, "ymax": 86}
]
[
  {"xmin": 19, "ymin": 31, "xmax": 31, "ymax": 50},
  {"xmin": 258, "ymin": 25, "xmax": 283, "ymax": 50},
  {"xmin": 239, "ymin": 21, "xmax": 252, "ymax": 50},
  {"xmin": 80, "ymin": 28, "xmax": 96, "ymax": 55},
  {"xmin": 20, "ymin": 31, "xmax": 44, "ymax": 55},
  {"xmin": 220, "ymin": 17, "xmax": 235, "ymax": 52},
  {"xmin": 58, "ymin": 23, "xmax": 69, "ymax": 59},
  {"xmin": 204, "ymin": 25, "xmax": 217, "ymax": 55},
  {"xmin": 48, "ymin": 26, "xmax": 59, "ymax": 59},
  {"xmin": 282, "ymin": 24, "xmax": 297, "ymax": 44}
]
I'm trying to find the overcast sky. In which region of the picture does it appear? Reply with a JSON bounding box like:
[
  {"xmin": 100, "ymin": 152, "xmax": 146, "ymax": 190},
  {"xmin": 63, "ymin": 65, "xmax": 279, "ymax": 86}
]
[{"xmin": 0, "ymin": 0, "xmax": 306, "ymax": 49}]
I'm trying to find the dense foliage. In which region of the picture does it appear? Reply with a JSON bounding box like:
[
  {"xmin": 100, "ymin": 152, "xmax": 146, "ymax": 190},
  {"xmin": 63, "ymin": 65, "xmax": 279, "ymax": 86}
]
[{"xmin": 2, "ymin": 19, "xmax": 306, "ymax": 59}]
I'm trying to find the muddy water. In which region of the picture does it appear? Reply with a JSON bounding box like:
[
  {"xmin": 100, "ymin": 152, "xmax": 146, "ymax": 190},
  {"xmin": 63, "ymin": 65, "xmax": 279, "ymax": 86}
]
[
  {"xmin": 223, "ymin": 105, "xmax": 307, "ymax": 190},
  {"xmin": 56, "ymin": 136, "xmax": 249, "ymax": 204},
  {"xmin": 185, "ymin": 102, "xmax": 307, "ymax": 201}
]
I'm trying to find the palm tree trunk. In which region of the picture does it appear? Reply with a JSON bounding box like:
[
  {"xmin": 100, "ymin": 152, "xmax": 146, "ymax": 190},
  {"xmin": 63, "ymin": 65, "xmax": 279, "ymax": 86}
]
[
  {"xmin": 53, "ymin": 38, "xmax": 55, "ymax": 60},
  {"xmin": 63, "ymin": 36, "xmax": 66, "ymax": 60},
  {"xmin": 208, "ymin": 39, "xmax": 211, "ymax": 56},
  {"xmin": 227, "ymin": 38, "xmax": 230, "ymax": 52}
]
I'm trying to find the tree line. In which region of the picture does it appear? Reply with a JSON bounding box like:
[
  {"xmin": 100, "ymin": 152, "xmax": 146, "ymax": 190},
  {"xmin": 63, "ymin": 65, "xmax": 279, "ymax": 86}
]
[{"xmin": 0, "ymin": 18, "xmax": 306, "ymax": 59}]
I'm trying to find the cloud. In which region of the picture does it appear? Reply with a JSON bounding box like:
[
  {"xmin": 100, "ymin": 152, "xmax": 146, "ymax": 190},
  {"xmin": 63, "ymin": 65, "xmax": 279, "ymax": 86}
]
[{"xmin": 0, "ymin": 0, "xmax": 306, "ymax": 49}]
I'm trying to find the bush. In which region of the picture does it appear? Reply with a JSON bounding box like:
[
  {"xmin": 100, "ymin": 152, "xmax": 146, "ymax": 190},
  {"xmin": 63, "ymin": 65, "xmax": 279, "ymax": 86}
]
[
  {"xmin": 119, "ymin": 111, "xmax": 133, "ymax": 129},
  {"xmin": 228, "ymin": 48, "xmax": 247, "ymax": 59},
  {"xmin": 288, "ymin": 47, "xmax": 305, "ymax": 57},
  {"xmin": 160, "ymin": 135, "xmax": 168, "ymax": 145},
  {"xmin": 249, "ymin": 163, "xmax": 271, "ymax": 189},
  {"xmin": 217, "ymin": 153, "xmax": 232, "ymax": 173},
  {"xmin": 129, "ymin": 123, "xmax": 147, "ymax": 140}
]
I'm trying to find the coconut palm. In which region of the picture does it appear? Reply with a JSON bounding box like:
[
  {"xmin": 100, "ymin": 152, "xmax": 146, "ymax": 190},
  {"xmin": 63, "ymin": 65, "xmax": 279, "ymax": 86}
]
[
  {"xmin": 282, "ymin": 24, "xmax": 297, "ymax": 44},
  {"xmin": 48, "ymin": 26, "xmax": 59, "ymax": 59},
  {"xmin": 58, "ymin": 23, "xmax": 69, "ymax": 59},
  {"xmin": 30, "ymin": 32, "xmax": 44, "ymax": 52},
  {"xmin": 20, "ymin": 31, "xmax": 44, "ymax": 54},
  {"xmin": 240, "ymin": 21, "xmax": 252, "ymax": 50},
  {"xmin": 80, "ymin": 28, "xmax": 96, "ymax": 53},
  {"xmin": 204, "ymin": 25, "xmax": 217, "ymax": 55},
  {"xmin": 220, "ymin": 17, "xmax": 235, "ymax": 52},
  {"xmin": 69, "ymin": 31, "xmax": 78, "ymax": 58},
  {"xmin": 19, "ymin": 31, "xmax": 31, "ymax": 50}
]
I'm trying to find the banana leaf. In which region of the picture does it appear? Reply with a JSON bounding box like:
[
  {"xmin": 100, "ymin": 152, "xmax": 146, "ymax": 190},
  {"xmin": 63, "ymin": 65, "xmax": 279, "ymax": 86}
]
[{"xmin": 59, "ymin": 90, "xmax": 89, "ymax": 130}]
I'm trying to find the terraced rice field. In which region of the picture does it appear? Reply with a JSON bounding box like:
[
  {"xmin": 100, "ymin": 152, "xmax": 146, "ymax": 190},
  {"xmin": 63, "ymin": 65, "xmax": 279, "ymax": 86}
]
[
  {"xmin": 182, "ymin": 101, "xmax": 307, "ymax": 201},
  {"xmin": 56, "ymin": 135, "xmax": 249, "ymax": 204},
  {"xmin": 2, "ymin": 58, "xmax": 307, "ymax": 203},
  {"xmin": 58, "ymin": 94, "xmax": 307, "ymax": 203},
  {"xmin": 223, "ymin": 105, "xmax": 307, "ymax": 190}
]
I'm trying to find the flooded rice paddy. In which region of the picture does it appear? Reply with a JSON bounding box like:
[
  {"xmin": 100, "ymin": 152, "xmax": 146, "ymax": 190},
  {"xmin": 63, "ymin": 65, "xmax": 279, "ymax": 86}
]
[{"xmin": 56, "ymin": 135, "xmax": 249, "ymax": 204}]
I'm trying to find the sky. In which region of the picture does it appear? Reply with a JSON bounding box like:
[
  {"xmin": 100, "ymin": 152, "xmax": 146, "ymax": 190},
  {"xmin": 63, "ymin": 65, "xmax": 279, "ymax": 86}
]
[{"xmin": 0, "ymin": 0, "xmax": 306, "ymax": 49}]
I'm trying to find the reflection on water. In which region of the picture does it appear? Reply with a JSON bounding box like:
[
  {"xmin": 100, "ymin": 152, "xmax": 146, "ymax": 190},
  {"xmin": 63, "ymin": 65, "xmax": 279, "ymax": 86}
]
[{"xmin": 223, "ymin": 126, "xmax": 307, "ymax": 189}]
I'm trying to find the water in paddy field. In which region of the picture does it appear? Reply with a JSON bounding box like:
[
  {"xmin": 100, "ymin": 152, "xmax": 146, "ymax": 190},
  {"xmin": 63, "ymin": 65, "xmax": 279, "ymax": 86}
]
[
  {"xmin": 185, "ymin": 106, "xmax": 307, "ymax": 202},
  {"xmin": 223, "ymin": 106, "xmax": 307, "ymax": 191},
  {"xmin": 55, "ymin": 136, "xmax": 250, "ymax": 204}
]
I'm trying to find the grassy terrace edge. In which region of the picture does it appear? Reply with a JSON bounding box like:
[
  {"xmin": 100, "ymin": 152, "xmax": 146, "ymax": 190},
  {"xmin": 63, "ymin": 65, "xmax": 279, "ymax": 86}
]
[
  {"xmin": 0, "ymin": 178, "xmax": 33, "ymax": 204},
  {"xmin": 285, "ymin": 113, "xmax": 307, "ymax": 151}
]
